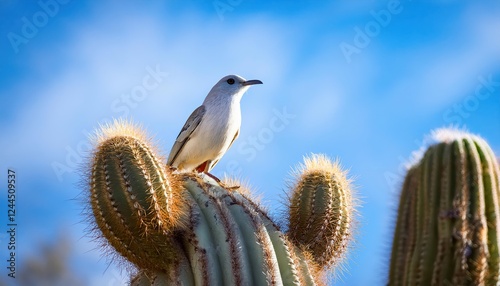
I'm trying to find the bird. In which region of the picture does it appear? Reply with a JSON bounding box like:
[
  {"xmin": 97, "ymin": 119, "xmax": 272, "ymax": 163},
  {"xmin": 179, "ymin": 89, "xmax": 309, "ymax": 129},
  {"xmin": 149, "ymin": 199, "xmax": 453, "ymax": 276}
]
[{"xmin": 167, "ymin": 74, "xmax": 262, "ymax": 175}]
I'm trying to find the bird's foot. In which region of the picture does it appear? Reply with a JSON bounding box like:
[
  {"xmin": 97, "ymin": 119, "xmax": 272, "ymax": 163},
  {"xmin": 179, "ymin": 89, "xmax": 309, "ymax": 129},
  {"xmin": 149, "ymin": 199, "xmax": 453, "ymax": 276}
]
[
  {"xmin": 203, "ymin": 171, "xmax": 221, "ymax": 182},
  {"xmin": 202, "ymin": 172, "xmax": 240, "ymax": 191},
  {"xmin": 225, "ymin": 185, "xmax": 241, "ymax": 191}
]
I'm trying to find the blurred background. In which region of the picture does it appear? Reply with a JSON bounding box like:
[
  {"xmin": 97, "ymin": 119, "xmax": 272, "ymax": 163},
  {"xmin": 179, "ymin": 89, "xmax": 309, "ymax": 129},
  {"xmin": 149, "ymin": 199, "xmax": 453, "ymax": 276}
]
[{"xmin": 0, "ymin": 1, "xmax": 499, "ymax": 285}]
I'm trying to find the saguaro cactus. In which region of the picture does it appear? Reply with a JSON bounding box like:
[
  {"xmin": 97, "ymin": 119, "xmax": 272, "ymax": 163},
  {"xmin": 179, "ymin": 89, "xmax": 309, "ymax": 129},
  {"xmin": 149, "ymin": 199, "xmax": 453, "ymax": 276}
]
[
  {"xmin": 85, "ymin": 120, "xmax": 356, "ymax": 286},
  {"xmin": 388, "ymin": 129, "xmax": 500, "ymax": 285}
]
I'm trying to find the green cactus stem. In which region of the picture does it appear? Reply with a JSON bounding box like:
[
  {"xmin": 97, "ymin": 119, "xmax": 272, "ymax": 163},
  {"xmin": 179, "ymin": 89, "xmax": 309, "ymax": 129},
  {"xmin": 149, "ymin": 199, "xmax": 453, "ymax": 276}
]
[
  {"xmin": 122, "ymin": 173, "xmax": 323, "ymax": 286},
  {"xmin": 88, "ymin": 121, "xmax": 186, "ymax": 272},
  {"xmin": 388, "ymin": 129, "xmax": 500, "ymax": 286},
  {"xmin": 287, "ymin": 154, "xmax": 356, "ymax": 269},
  {"xmin": 173, "ymin": 174, "xmax": 323, "ymax": 286},
  {"xmin": 86, "ymin": 120, "xmax": 356, "ymax": 285}
]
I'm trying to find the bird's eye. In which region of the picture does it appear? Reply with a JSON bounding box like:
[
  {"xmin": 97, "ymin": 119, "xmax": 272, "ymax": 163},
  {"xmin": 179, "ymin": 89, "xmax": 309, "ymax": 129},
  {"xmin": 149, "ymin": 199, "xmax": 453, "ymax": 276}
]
[{"xmin": 227, "ymin": 78, "xmax": 235, "ymax": 85}]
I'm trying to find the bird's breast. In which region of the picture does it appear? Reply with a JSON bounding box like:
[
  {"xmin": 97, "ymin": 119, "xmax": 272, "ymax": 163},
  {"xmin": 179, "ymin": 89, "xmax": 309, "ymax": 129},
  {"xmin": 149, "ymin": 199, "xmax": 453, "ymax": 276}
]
[{"xmin": 199, "ymin": 106, "xmax": 241, "ymax": 152}]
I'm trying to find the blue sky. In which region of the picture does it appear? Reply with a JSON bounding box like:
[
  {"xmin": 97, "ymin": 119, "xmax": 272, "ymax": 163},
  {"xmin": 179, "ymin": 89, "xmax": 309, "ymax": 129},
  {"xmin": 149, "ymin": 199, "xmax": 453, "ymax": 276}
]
[{"xmin": 0, "ymin": 1, "xmax": 499, "ymax": 285}]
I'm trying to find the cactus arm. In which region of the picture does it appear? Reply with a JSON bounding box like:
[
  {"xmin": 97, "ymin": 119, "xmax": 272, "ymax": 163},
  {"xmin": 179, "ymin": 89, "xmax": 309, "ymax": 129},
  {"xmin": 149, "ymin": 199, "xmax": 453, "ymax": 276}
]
[
  {"xmin": 306, "ymin": 175, "xmax": 351, "ymax": 266},
  {"xmin": 116, "ymin": 143, "xmax": 156, "ymax": 232},
  {"xmin": 91, "ymin": 137, "xmax": 181, "ymax": 271},
  {"xmin": 136, "ymin": 140, "xmax": 178, "ymax": 229},
  {"xmin": 91, "ymin": 154, "xmax": 138, "ymax": 261},
  {"xmin": 330, "ymin": 178, "xmax": 352, "ymax": 267},
  {"xmin": 291, "ymin": 178, "xmax": 314, "ymax": 241},
  {"xmin": 288, "ymin": 172, "xmax": 353, "ymax": 268}
]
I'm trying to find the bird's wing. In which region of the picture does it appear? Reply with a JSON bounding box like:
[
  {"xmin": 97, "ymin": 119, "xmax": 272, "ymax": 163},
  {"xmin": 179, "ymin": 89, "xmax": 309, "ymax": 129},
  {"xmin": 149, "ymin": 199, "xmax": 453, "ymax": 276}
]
[
  {"xmin": 167, "ymin": 105, "xmax": 206, "ymax": 166},
  {"xmin": 227, "ymin": 129, "xmax": 239, "ymax": 151},
  {"xmin": 207, "ymin": 129, "xmax": 240, "ymax": 171}
]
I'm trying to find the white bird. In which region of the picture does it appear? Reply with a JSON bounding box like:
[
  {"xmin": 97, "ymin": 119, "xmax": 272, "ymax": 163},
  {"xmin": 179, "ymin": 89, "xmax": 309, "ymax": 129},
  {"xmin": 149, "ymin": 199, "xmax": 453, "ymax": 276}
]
[{"xmin": 167, "ymin": 75, "xmax": 262, "ymax": 173}]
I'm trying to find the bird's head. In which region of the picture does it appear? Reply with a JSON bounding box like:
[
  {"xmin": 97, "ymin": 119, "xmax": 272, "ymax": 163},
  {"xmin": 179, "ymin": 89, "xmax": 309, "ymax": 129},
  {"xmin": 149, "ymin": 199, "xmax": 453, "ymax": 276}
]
[{"xmin": 204, "ymin": 74, "xmax": 262, "ymax": 104}]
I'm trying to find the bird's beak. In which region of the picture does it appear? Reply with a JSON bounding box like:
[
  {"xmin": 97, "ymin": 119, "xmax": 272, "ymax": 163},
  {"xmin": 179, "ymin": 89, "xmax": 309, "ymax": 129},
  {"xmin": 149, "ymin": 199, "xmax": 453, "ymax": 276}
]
[{"xmin": 242, "ymin": 79, "xmax": 263, "ymax": 86}]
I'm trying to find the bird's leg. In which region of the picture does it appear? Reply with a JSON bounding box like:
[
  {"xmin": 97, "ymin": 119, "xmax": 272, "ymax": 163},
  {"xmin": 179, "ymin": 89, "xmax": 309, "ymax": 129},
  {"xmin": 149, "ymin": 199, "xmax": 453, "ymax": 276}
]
[
  {"xmin": 195, "ymin": 162, "xmax": 239, "ymax": 190},
  {"xmin": 211, "ymin": 174, "xmax": 240, "ymax": 191},
  {"xmin": 195, "ymin": 161, "xmax": 209, "ymax": 173},
  {"xmin": 195, "ymin": 161, "xmax": 221, "ymax": 182},
  {"xmin": 203, "ymin": 171, "xmax": 221, "ymax": 183},
  {"xmin": 222, "ymin": 183, "xmax": 240, "ymax": 191},
  {"xmin": 203, "ymin": 170, "xmax": 241, "ymax": 190}
]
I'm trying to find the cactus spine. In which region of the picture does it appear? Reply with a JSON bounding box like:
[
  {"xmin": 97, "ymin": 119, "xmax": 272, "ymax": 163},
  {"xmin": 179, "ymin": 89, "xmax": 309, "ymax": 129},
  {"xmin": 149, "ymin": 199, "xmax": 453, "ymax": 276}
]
[
  {"xmin": 85, "ymin": 120, "xmax": 356, "ymax": 285},
  {"xmin": 388, "ymin": 129, "xmax": 500, "ymax": 285}
]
